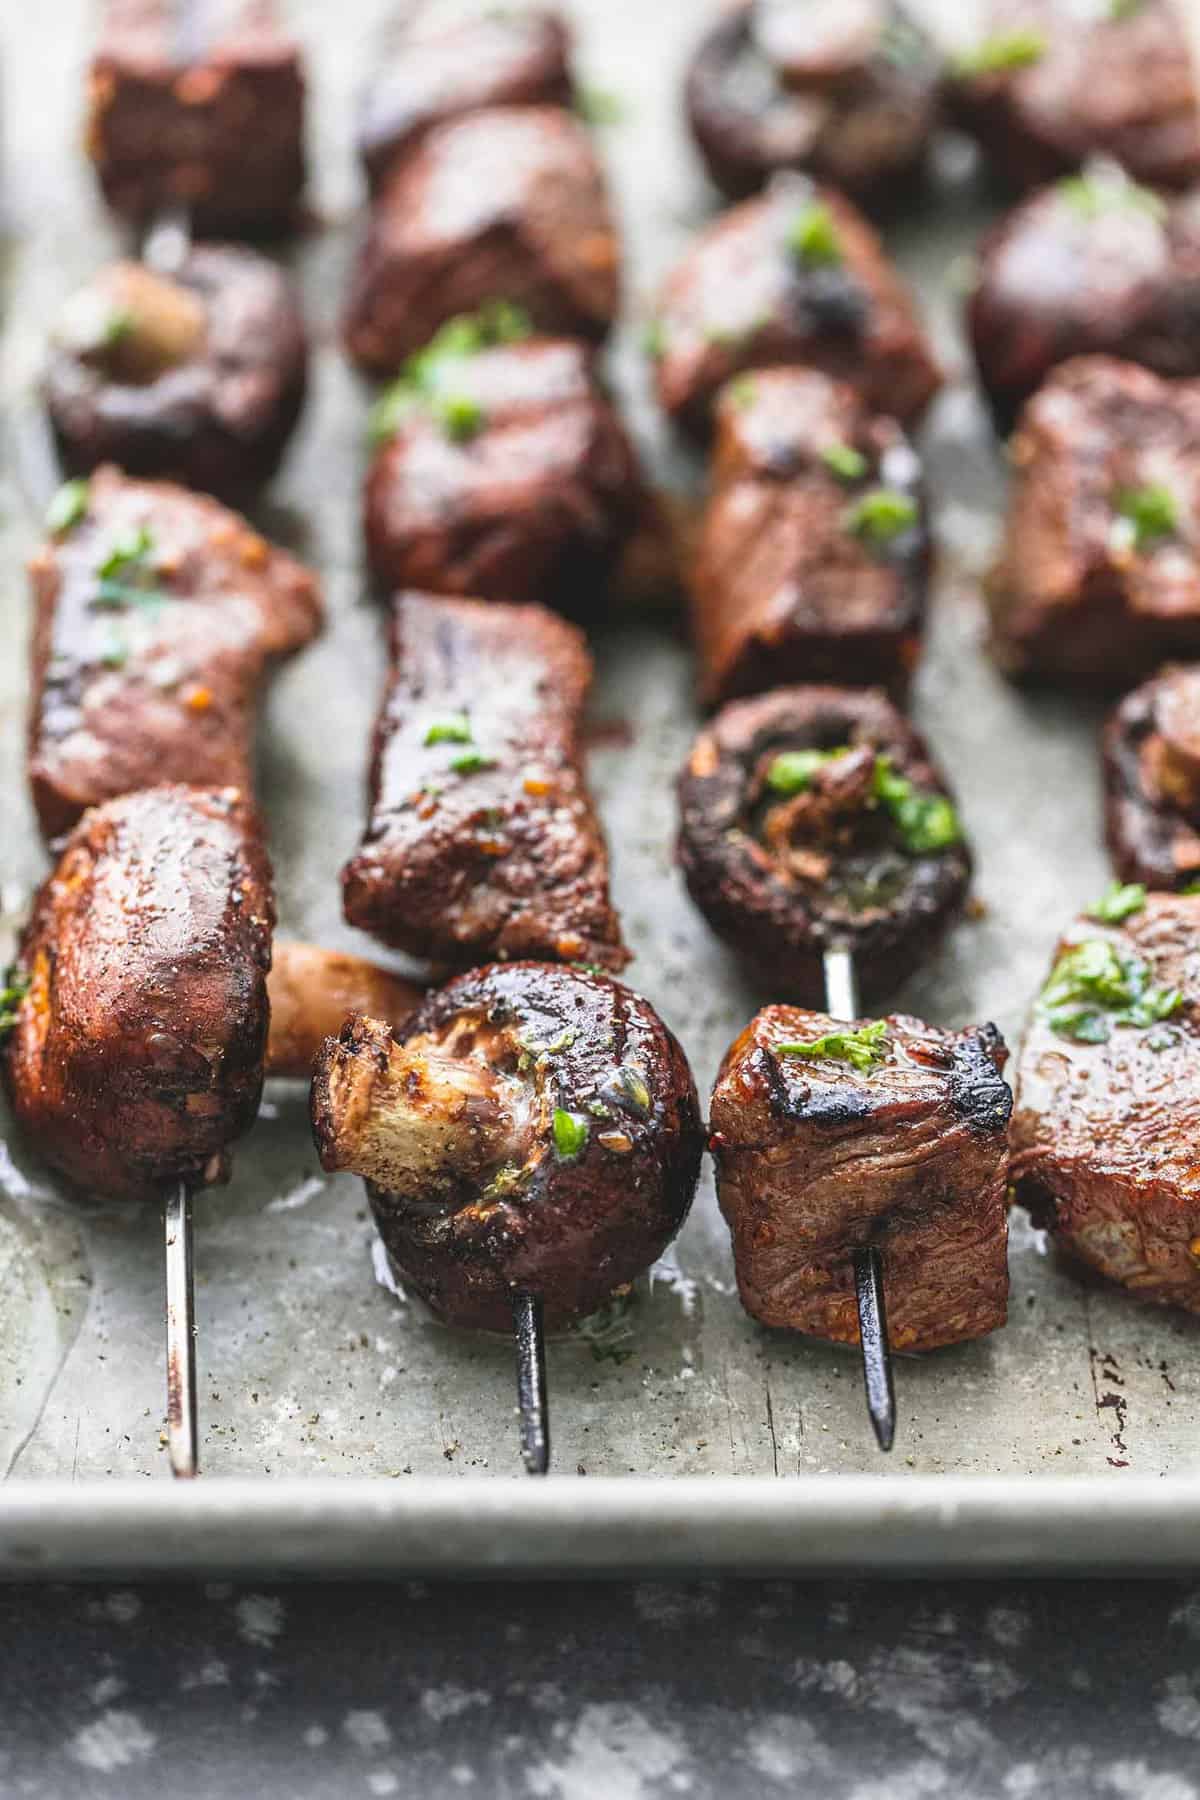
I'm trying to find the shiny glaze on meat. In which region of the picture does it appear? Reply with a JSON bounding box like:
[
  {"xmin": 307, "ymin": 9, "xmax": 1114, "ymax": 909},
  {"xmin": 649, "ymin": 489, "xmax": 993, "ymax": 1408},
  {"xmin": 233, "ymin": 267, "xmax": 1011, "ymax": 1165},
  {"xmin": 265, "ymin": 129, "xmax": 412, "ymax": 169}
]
[
  {"xmin": 343, "ymin": 106, "xmax": 620, "ymax": 376},
  {"xmin": 310, "ymin": 962, "xmax": 703, "ymax": 1331},
  {"xmin": 364, "ymin": 337, "xmax": 642, "ymax": 610},
  {"xmin": 342, "ymin": 592, "xmax": 628, "ymax": 970},
  {"xmin": 85, "ymin": 0, "xmax": 307, "ymax": 235},
  {"xmin": 969, "ymin": 176, "xmax": 1200, "ymax": 433},
  {"xmin": 710, "ymin": 1006, "xmax": 1011, "ymax": 1350},
  {"xmin": 265, "ymin": 943, "xmax": 423, "ymax": 1082},
  {"xmin": 45, "ymin": 245, "xmax": 308, "ymax": 502},
  {"xmin": 650, "ymin": 176, "xmax": 939, "ymax": 438},
  {"xmin": 989, "ymin": 357, "xmax": 1200, "ymax": 685},
  {"xmin": 358, "ymin": 5, "xmax": 573, "ymax": 193},
  {"xmin": 1, "ymin": 784, "xmax": 274, "ymax": 1204},
  {"xmin": 685, "ymin": 0, "xmax": 941, "ymax": 206},
  {"xmin": 677, "ymin": 685, "xmax": 970, "ymax": 1004},
  {"xmin": 948, "ymin": 0, "xmax": 1200, "ymax": 195},
  {"xmin": 1010, "ymin": 894, "xmax": 1200, "ymax": 1310},
  {"xmin": 27, "ymin": 466, "xmax": 323, "ymax": 844},
  {"xmin": 1104, "ymin": 665, "xmax": 1200, "ymax": 890},
  {"xmin": 691, "ymin": 367, "xmax": 927, "ymax": 706}
]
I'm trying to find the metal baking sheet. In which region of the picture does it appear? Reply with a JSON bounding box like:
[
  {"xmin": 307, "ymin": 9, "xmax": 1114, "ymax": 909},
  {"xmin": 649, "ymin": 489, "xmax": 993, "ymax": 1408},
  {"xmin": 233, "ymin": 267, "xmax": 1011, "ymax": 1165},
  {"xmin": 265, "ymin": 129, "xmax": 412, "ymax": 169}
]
[{"xmin": 3, "ymin": 0, "xmax": 1200, "ymax": 1578}]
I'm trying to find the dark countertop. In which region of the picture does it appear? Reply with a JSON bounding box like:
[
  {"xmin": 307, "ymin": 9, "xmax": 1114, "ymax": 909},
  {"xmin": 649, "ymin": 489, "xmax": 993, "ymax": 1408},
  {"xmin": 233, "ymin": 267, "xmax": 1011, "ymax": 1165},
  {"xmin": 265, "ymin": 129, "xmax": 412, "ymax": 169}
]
[{"xmin": 3, "ymin": 1578, "xmax": 1200, "ymax": 1798}]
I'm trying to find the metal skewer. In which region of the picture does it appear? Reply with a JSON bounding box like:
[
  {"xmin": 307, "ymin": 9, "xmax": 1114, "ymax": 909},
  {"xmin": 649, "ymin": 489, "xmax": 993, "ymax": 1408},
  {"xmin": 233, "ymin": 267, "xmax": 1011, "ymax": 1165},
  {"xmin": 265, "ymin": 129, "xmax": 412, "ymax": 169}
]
[
  {"xmin": 512, "ymin": 1291, "xmax": 550, "ymax": 1476},
  {"xmin": 164, "ymin": 1181, "xmax": 199, "ymax": 1478},
  {"xmin": 822, "ymin": 945, "xmax": 897, "ymax": 1453}
]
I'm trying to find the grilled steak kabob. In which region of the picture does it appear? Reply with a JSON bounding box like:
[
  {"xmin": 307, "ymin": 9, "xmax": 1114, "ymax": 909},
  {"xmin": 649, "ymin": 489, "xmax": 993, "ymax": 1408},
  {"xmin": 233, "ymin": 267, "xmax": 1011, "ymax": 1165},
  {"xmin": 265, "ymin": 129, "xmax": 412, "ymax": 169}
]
[
  {"xmin": 948, "ymin": 0, "xmax": 1200, "ymax": 197},
  {"xmin": 679, "ymin": 685, "xmax": 983, "ymax": 1445},
  {"xmin": 310, "ymin": 962, "xmax": 704, "ymax": 1473},
  {"xmin": 685, "ymin": 0, "xmax": 942, "ymax": 209},
  {"xmin": 85, "ymin": 0, "xmax": 308, "ymax": 238},
  {"xmin": 647, "ymin": 174, "xmax": 940, "ymax": 441}
]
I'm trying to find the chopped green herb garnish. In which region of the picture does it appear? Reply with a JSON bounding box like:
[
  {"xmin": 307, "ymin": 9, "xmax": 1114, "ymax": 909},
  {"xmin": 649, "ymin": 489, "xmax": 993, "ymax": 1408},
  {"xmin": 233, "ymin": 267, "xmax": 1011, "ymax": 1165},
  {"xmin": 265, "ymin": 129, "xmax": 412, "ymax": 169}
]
[
  {"xmin": 1113, "ymin": 484, "xmax": 1178, "ymax": 551},
  {"xmin": 45, "ymin": 478, "xmax": 90, "ymax": 537},
  {"xmin": 1037, "ymin": 937, "xmax": 1182, "ymax": 1043},
  {"xmin": 575, "ymin": 84, "xmax": 626, "ymax": 125},
  {"xmin": 0, "ymin": 965, "xmax": 29, "ymax": 1040},
  {"xmin": 642, "ymin": 319, "xmax": 667, "ymax": 360},
  {"xmin": 617, "ymin": 1064, "xmax": 650, "ymax": 1115},
  {"xmin": 844, "ymin": 488, "xmax": 919, "ymax": 549},
  {"xmin": 1059, "ymin": 172, "xmax": 1166, "ymax": 223},
  {"xmin": 766, "ymin": 746, "xmax": 849, "ymax": 796},
  {"xmin": 1182, "ymin": 879, "xmax": 1200, "ymax": 895},
  {"xmin": 450, "ymin": 749, "xmax": 493, "ymax": 776},
  {"xmin": 822, "ymin": 442, "xmax": 869, "ymax": 484},
  {"xmin": 787, "ymin": 201, "xmax": 842, "ymax": 269},
  {"xmin": 368, "ymin": 301, "xmax": 532, "ymax": 444},
  {"xmin": 776, "ymin": 1019, "xmax": 890, "ymax": 1072},
  {"xmin": 97, "ymin": 524, "xmax": 154, "ymax": 581},
  {"xmin": 727, "ymin": 376, "xmax": 758, "ymax": 410},
  {"xmin": 437, "ymin": 393, "xmax": 485, "ymax": 443},
  {"xmin": 1088, "ymin": 881, "xmax": 1146, "ymax": 924},
  {"xmin": 953, "ymin": 28, "xmax": 1047, "ymax": 76},
  {"xmin": 104, "ymin": 307, "xmax": 134, "ymax": 345},
  {"xmin": 552, "ymin": 1107, "xmax": 589, "ymax": 1159},
  {"xmin": 1109, "ymin": 0, "xmax": 1144, "ymax": 19},
  {"xmin": 873, "ymin": 757, "xmax": 962, "ymax": 854},
  {"xmin": 424, "ymin": 714, "xmax": 473, "ymax": 746},
  {"xmin": 90, "ymin": 523, "xmax": 168, "ymax": 614}
]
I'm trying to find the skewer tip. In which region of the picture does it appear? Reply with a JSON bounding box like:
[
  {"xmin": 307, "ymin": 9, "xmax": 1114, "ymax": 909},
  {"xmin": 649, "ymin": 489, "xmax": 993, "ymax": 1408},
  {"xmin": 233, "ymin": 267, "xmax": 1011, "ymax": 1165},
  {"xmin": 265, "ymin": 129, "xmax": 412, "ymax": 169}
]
[
  {"xmin": 512, "ymin": 1291, "xmax": 550, "ymax": 1476},
  {"xmin": 854, "ymin": 1244, "xmax": 896, "ymax": 1453},
  {"xmin": 164, "ymin": 1182, "xmax": 199, "ymax": 1480}
]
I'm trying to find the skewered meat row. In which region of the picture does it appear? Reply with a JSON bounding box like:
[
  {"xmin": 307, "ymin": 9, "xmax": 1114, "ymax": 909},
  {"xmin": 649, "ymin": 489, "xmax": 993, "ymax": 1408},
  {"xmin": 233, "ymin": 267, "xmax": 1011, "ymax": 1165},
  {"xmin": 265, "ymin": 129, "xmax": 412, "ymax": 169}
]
[
  {"xmin": 342, "ymin": 591, "xmax": 628, "ymax": 972},
  {"xmin": 28, "ymin": 466, "xmax": 322, "ymax": 844},
  {"xmin": 710, "ymin": 1006, "xmax": 1012, "ymax": 1351},
  {"xmin": 685, "ymin": 0, "xmax": 942, "ymax": 209},
  {"xmin": 264, "ymin": 943, "xmax": 422, "ymax": 1082},
  {"xmin": 45, "ymin": 246, "xmax": 308, "ymax": 503},
  {"xmin": 648, "ymin": 175, "xmax": 940, "ymax": 439},
  {"xmin": 311, "ymin": 962, "xmax": 703, "ymax": 1331},
  {"xmin": 1010, "ymin": 889, "xmax": 1200, "ymax": 1312},
  {"xmin": 358, "ymin": 4, "xmax": 574, "ymax": 196},
  {"xmin": 988, "ymin": 357, "xmax": 1200, "ymax": 686},
  {"xmin": 690, "ymin": 367, "xmax": 928, "ymax": 707},
  {"xmin": 343, "ymin": 105, "xmax": 620, "ymax": 376},
  {"xmin": 948, "ymin": 0, "xmax": 1200, "ymax": 196},
  {"xmin": 968, "ymin": 168, "xmax": 1200, "ymax": 434},
  {"xmin": 85, "ymin": 0, "xmax": 307, "ymax": 237},
  {"xmin": 364, "ymin": 321, "xmax": 643, "ymax": 612},
  {"xmin": 678, "ymin": 686, "xmax": 970, "ymax": 1006},
  {"xmin": 1, "ymin": 784, "xmax": 274, "ymax": 1205}
]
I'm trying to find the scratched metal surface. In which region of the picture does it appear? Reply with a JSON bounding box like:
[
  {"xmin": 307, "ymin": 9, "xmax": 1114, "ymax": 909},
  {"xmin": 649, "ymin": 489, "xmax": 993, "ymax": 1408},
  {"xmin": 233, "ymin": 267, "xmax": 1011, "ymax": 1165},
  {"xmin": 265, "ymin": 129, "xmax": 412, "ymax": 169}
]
[{"xmin": 0, "ymin": 0, "xmax": 1197, "ymax": 1569}]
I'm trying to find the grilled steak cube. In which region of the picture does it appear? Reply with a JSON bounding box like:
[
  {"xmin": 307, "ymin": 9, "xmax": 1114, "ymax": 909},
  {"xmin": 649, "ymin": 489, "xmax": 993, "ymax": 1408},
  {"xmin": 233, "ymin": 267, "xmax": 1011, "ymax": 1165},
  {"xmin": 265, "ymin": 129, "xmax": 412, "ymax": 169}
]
[
  {"xmin": 84, "ymin": 0, "xmax": 307, "ymax": 236},
  {"xmin": 948, "ymin": 0, "xmax": 1200, "ymax": 195},
  {"xmin": 989, "ymin": 357, "xmax": 1200, "ymax": 685},
  {"xmin": 1104, "ymin": 664, "xmax": 1200, "ymax": 889},
  {"xmin": 44, "ymin": 246, "xmax": 307, "ymax": 503},
  {"xmin": 677, "ymin": 685, "xmax": 970, "ymax": 1005},
  {"xmin": 1010, "ymin": 890, "xmax": 1200, "ymax": 1311},
  {"xmin": 1, "ymin": 784, "xmax": 274, "ymax": 1204},
  {"xmin": 690, "ymin": 367, "xmax": 927, "ymax": 706},
  {"xmin": 28, "ymin": 465, "xmax": 323, "ymax": 843},
  {"xmin": 364, "ymin": 331, "xmax": 642, "ymax": 610},
  {"xmin": 358, "ymin": 4, "xmax": 573, "ymax": 195},
  {"xmin": 649, "ymin": 176, "xmax": 939, "ymax": 439},
  {"xmin": 343, "ymin": 106, "xmax": 620, "ymax": 376},
  {"xmin": 969, "ymin": 171, "xmax": 1200, "ymax": 434},
  {"xmin": 685, "ymin": 0, "xmax": 941, "ymax": 208},
  {"xmin": 342, "ymin": 592, "xmax": 628, "ymax": 971},
  {"xmin": 710, "ymin": 1006, "xmax": 1012, "ymax": 1350}
]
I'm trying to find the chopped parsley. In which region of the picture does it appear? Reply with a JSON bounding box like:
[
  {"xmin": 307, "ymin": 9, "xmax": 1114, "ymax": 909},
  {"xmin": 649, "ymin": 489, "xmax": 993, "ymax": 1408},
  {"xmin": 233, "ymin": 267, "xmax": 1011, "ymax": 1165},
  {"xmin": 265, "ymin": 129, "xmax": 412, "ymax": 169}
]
[
  {"xmin": 953, "ymin": 28, "xmax": 1047, "ymax": 76},
  {"xmin": 787, "ymin": 202, "xmax": 842, "ymax": 269},
  {"xmin": 552, "ymin": 1107, "xmax": 589, "ymax": 1160},
  {"xmin": 575, "ymin": 84, "xmax": 626, "ymax": 126},
  {"xmin": 766, "ymin": 746, "xmax": 849, "ymax": 796},
  {"xmin": 449, "ymin": 749, "xmax": 493, "ymax": 776},
  {"xmin": 617, "ymin": 1064, "xmax": 650, "ymax": 1115},
  {"xmin": 367, "ymin": 301, "xmax": 532, "ymax": 445},
  {"xmin": 1088, "ymin": 881, "xmax": 1146, "ymax": 924},
  {"xmin": 91, "ymin": 524, "xmax": 169, "ymax": 613},
  {"xmin": 822, "ymin": 442, "xmax": 868, "ymax": 483},
  {"xmin": 727, "ymin": 375, "xmax": 758, "ymax": 410},
  {"xmin": 776, "ymin": 1019, "xmax": 890, "ymax": 1072},
  {"xmin": 843, "ymin": 487, "xmax": 919, "ymax": 549},
  {"xmin": 873, "ymin": 757, "xmax": 962, "ymax": 854},
  {"xmin": 1113, "ymin": 485, "xmax": 1178, "ymax": 551},
  {"xmin": 1108, "ymin": 0, "xmax": 1144, "ymax": 18},
  {"xmin": 424, "ymin": 714, "xmax": 473, "ymax": 746},
  {"xmin": 1059, "ymin": 172, "xmax": 1165, "ymax": 223},
  {"xmin": 0, "ymin": 965, "xmax": 29, "ymax": 1040},
  {"xmin": 1037, "ymin": 937, "xmax": 1182, "ymax": 1043},
  {"xmin": 642, "ymin": 319, "xmax": 667, "ymax": 360},
  {"xmin": 46, "ymin": 478, "xmax": 90, "ymax": 537}
]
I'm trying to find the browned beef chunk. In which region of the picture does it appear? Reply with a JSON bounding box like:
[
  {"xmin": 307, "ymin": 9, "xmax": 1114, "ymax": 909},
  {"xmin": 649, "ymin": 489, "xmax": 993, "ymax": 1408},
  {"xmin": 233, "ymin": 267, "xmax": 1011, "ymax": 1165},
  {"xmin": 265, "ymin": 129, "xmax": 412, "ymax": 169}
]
[
  {"xmin": 343, "ymin": 106, "xmax": 620, "ymax": 376},
  {"xmin": 364, "ymin": 334, "xmax": 642, "ymax": 611},
  {"xmin": 84, "ymin": 0, "xmax": 307, "ymax": 236},
  {"xmin": 677, "ymin": 685, "xmax": 970, "ymax": 1005},
  {"xmin": 265, "ymin": 944, "xmax": 423, "ymax": 1082},
  {"xmin": 310, "ymin": 962, "xmax": 703, "ymax": 1331},
  {"xmin": 690, "ymin": 367, "xmax": 927, "ymax": 706},
  {"xmin": 44, "ymin": 246, "xmax": 307, "ymax": 503},
  {"xmin": 358, "ymin": 5, "xmax": 573, "ymax": 194},
  {"xmin": 649, "ymin": 177, "xmax": 939, "ymax": 438},
  {"xmin": 1010, "ymin": 891, "xmax": 1200, "ymax": 1311},
  {"xmin": 686, "ymin": 0, "xmax": 941, "ymax": 207},
  {"xmin": 989, "ymin": 357, "xmax": 1200, "ymax": 685},
  {"xmin": 342, "ymin": 592, "xmax": 628, "ymax": 971},
  {"xmin": 709, "ymin": 1006, "xmax": 1011, "ymax": 1350},
  {"xmin": 1, "ymin": 784, "xmax": 274, "ymax": 1205},
  {"xmin": 1104, "ymin": 665, "xmax": 1200, "ymax": 890},
  {"xmin": 949, "ymin": 0, "xmax": 1200, "ymax": 197},
  {"xmin": 27, "ymin": 465, "xmax": 323, "ymax": 844},
  {"xmin": 969, "ymin": 171, "xmax": 1200, "ymax": 434}
]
